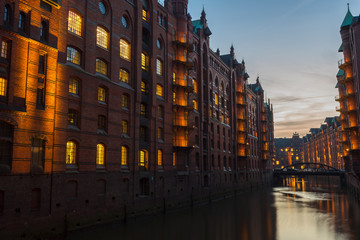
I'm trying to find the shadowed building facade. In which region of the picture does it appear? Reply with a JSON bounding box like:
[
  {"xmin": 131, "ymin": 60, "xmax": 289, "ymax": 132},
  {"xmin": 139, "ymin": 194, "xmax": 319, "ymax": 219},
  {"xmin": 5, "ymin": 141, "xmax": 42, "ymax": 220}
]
[{"xmin": 0, "ymin": 0, "xmax": 274, "ymax": 235}]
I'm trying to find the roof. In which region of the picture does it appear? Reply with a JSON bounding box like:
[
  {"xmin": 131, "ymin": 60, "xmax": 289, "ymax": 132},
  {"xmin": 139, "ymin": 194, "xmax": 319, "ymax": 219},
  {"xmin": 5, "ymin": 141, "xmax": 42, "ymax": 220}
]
[
  {"xmin": 192, "ymin": 20, "xmax": 203, "ymax": 33},
  {"xmin": 220, "ymin": 54, "xmax": 232, "ymax": 66},
  {"xmin": 341, "ymin": 8, "xmax": 353, "ymax": 27},
  {"xmin": 337, "ymin": 69, "xmax": 345, "ymax": 77},
  {"xmin": 338, "ymin": 43, "xmax": 343, "ymax": 52}
]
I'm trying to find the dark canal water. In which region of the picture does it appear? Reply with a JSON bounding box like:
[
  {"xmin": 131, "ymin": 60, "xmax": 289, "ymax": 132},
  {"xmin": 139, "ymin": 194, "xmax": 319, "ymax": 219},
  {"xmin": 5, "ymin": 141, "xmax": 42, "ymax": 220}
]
[{"xmin": 67, "ymin": 176, "xmax": 360, "ymax": 240}]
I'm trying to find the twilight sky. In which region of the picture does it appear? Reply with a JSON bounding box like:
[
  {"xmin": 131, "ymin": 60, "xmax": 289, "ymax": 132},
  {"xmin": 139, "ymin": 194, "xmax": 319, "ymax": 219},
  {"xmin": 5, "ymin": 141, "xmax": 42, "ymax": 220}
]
[{"xmin": 187, "ymin": 0, "xmax": 360, "ymax": 138}]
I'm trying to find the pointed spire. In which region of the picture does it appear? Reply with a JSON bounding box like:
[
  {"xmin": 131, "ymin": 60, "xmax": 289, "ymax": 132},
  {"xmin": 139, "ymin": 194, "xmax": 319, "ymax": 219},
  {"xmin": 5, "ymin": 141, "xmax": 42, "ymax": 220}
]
[
  {"xmin": 216, "ymin": 48, "xmax": 220, "ymax": 56},
  {"xmin": 341, "ymin": 3, "xmax": 353, "ymax": 27},
  {"xmin": 230, "ymin": 44, "xmax": 234, "ymax": 59},
  {"xmin": 201, "ymin": 5, "xmax": 206, "ymax": 23}
]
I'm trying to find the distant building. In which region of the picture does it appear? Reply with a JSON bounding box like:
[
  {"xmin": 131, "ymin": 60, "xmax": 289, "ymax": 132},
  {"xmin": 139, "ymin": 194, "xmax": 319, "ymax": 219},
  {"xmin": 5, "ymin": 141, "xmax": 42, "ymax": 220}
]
[
  {"xmin": 303, "ymin": 117, "xmax": 344, "ymax": 169},
  {"xmin": 336, "ymin": 6, "xmax": 360, "ymax": 176},
  {"xmin": 274, "ymin": 133, "xmax": 303, "ymax": 169}
]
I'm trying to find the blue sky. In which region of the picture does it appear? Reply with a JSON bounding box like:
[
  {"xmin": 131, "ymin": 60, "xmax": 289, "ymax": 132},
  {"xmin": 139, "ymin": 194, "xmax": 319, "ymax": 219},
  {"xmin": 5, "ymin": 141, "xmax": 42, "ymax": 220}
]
[{"xmin": 188, "ymin": 0, "xmax": 360, "ymax": 137}]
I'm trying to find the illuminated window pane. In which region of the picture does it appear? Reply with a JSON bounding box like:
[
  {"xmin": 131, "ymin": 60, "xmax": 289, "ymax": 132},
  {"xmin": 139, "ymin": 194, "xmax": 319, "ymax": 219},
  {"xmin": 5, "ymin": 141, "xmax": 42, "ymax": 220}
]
[
  {"xmin": 1, "ymin": 41, "xmax": 8, "ymax": 59},
  {"xmin": 0, "ymin": 78, "xmax": 7, "ymax": 96},
  {"xmin": 141, "ymin": 52, "xmax": 149, "ymax": 70},
  {"xmin": 193, "ymin": 79, "xmax": 197, "ymax": 93},
  {"xmin": 173, "ymin": 72, "xmax": 176, "ymax": 83},
  {"xmin": 139, "ymin": 150, "xmax": 147, "ymax": 167},
  {"xmin": 158, "ymin": 149, "xmax": 163, "ymax": 166},
  {"xmin": 142, "ymin": 9, "xmax": 149, "ymax": 22},
  {"xmin": 120, "ymin": 39, "xmax": 130, "ymax": 61},
  {"xmin": 193, "ymin": 100, "xmax": 198, "ymax": 110},
  {"xmin": 98, "ymin": 87, "xmax": 106, "ymax": 102},
  {"xmin": 96, "ymin": 26, "xmax": 109, "ymax": 49},
  {"xmin": 140, "ymin": 103, "xmax": 146, "ymax": 117},
  {"xmin": 158, "ymin": 127, "xmax": 163, "ymax": 140},
  {"xmin": 173, "ymin": 91, "xmax": 176, "ymax": 103},
  {"xmin": 141, "ymin": 81, "xmax": 147, "ymax": 93},
  {"xmin": 156, "ymin": 84, "xmax": 163, "ymax": 97},
  {"xmin": 66, "ymin": 141, "xmax": 76, "ymax": 165},
  {"xmin": 68, "ymin": 109, "xmax": 78, "ymax": 126},
  {"xmin": 119, "ymin": 69, "xmax": 129, "ymax": 83},
  {"xmin": 66, "ymin": 47, "xmax": 80, "ymax": 65},
  {"xmin": 68, "ymin": 10, "xmax": 82, "ymax": 36},
  {"xmin": 96, "ymin": 144, "xmax": 105, "ymax": 165},
  {"xmin": 121, "ymin": 146, "xmax": 128, "ymax": 165},
  {"xmin": 122, "ymin": 120, "xmax": 128, "ymax": 134},
  {"xmin": 69, "ymin": 78, "xmax": 78, "ymax": 95},
  {"xmin": 122, "ymin": 94, "xmax": 129, "ymax": 108},
  {"xmin": 172, "ymin": 152, "xmax": 176, "ymax": 167},
  {"xmin": 215, "ymin": 93, "xmax": 219, "ymax": 105},
  {"xmin": 156, "ymin": 59, "xmax": 163, "ymax": 75},
  {"xmin": 96, "ymin": 59, "xmax": 107, "ymax": 75}
]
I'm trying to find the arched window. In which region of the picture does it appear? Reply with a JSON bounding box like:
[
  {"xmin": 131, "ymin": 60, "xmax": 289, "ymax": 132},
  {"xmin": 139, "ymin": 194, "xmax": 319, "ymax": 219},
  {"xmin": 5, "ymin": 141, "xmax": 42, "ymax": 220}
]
[
  {"xmin": 96, "ymin": 143, "xmax": 105, "ymax": 165},
  {"xmin": 40, "ymin": 20, "xmax": 48, "ymax": 41},
  {"xmin": 96, "ymin": 58, "xmax": 107, "ymax": 75},
  {"xmin": 157, "ymin": 149, "xmax": 163, "ymax": 166},
  {"xmin": 119, "ymin": 69, "xmax": 129, "ymax": 84},
  {"xmin": 121, "ymin": 146, "xmax": 128, "ymax": 165},
  {"xmin": 66, "ymin": 141, "xmax": 77, "ymax": 165},
  {"xmin": 193, "ymin": 79, "xmax": 197, "ymax": 93},
  {"xmin": 96, "ymin": 26, "xmax": 109, "ymax": 49},
  {"xmin": 156, "ymin": 58, "xmax": 163, "ymax": 75},
  {"xmin": 18, "ymin": 12, "xmax": 26, "ymax": 30},
  {"xmin": 66, "ymin": 46, "xmax": 81, "ymax": 65},
  {"xmin": 68, "ymin": 10, "xmax": 82, "ymax": 36},
  {"xmin": 193, "ymin": 99, "xmax": 198, "ymax": 111},
  {"xmin": 3, "ymin": 4, "xmax": 11, "ymax": 23},
  {"xmin": 214, "ymin": 93, "xmax": 219, "ymax": 105},
  {"xmin": 120, "ymin": 39, "xmax": 131, "ymax": 61},
  {"xmin": 220, "ymin": 82, "xmax": 224, "ymax": 92}
]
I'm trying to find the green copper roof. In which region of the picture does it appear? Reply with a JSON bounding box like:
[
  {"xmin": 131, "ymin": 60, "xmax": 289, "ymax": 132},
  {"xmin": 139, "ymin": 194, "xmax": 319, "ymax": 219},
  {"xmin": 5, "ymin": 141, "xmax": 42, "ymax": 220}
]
[
  {"xmin": 341, "ymin": 8, "xmax": 353, "ymax": 27},
  {"xmin": 192, "ymin": 20, "xmax": 203, "ymax": 31},
  {"xmin": 338, "ymin": 43, "xmax": 343, "ymax": 52},
  {"xmin": 337, "ymin": 69, "xmax": 345, "ymax": 77}
]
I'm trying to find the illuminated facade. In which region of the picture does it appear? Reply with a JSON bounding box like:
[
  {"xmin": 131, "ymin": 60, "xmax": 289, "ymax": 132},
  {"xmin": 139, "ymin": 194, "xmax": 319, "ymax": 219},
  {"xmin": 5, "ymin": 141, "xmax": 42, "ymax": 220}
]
[
  {"xmin": 274, "ymin": 133, "xmax": 303, "ymax": 169},
  {"xmin": 0, "ymin": 0, "xmax": 274, "ymax": 235},
  {"xmin": 336, "ymin": 7, "xmax": 360, "ymax": 176},
  {"xmin": 303, "ymin": 117, "xmax": 344, "ymax": 170}
]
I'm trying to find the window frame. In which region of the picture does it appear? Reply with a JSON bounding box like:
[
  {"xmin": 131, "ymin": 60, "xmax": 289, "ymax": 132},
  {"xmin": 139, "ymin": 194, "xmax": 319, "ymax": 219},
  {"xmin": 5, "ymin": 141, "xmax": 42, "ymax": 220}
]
[
  {"xmin": 68, "ymin": 10, "xmax": 82, "ymax": 36},
  {"xmin": 66, "ymin": 140, "xmax": 77, "ymax": 166},
  {"xmin": 96, "ymin": 26, "xmax": 109, "ymax": 49},
  {"xmin": 120, "ymin": 39, "xmax": 131, "ymax": 61},
  {"xmin": 66, "ymin": 46, "xmax": 81, "ymax": 65}
]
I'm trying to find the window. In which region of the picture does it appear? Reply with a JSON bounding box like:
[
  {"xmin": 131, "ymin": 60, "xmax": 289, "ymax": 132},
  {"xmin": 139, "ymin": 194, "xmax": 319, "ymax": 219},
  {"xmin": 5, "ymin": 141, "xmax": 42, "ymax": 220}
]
[
  {"xmin": 158, "ymin": 105, "xmax": 164, "ymax": 118},
  {"xmin": 193, "ymin": 79, "xmax": 197, "ymax": 93},
  {"xmin": 193, "ymin": 100, "xmax": 198, "ymax": 111},
  {"xmin": 140, "ymin": 103, "xmax": 147, "ymax": 117},
  {"xmin": 3, "ymin": 4, "xmax": 11, "ymax": 23},
  {"xmin": 36, "ymin": 88, "xmax": 45, "ymax": 109},
  {"xmin": 98, "ymin": 1, "xmax": 106, "ymax": 14},
  {"xmin": 68, "ymin": 11, "xmax": 82, "ymax": 36},
  {"xmin": 172, "ymin": 152, "xmax": 176, "ymax": 167},
  {"xmin": 0, "ymin": 121, "xmax": 13, "ymax": 170},
  {"xmin": 40, "ymin": 20, "xmax": 48, "ymax": 41},
  {"xmin": 156, "ymin": 59, "xmax": 163, "ymax": 75},
  {"xmin": 66, "ymin": 141, "xmax": 77, "ymax": 165},
  {"xmin": 141, "ymin": 52, "xmax": 149, "ymax": 70},
  {"xmin": 141, "ymin": 81, "xmax": 147, "ymax": 94},
  {"xmin": 120, "ymin": 39, "xmax": 130, "ymax": 61},
  {"xmin": 173, "ymin": 91, "xmax": 176, "ymax": 103},
  {"xmin": 68, "ymin": 109, "xmax": 78, "ymax": 127},
  {"xmin": 139, "ymin": 149, "xmax": 148, "ymax": 168},
  {"xmin": 1, "ymin": 40, "xmax": 8, "ymax": 59},
  {"xmin": 173, "ymin": 72, "xmax": 176, "ymax": 83},
  {"xmin": 215, "ymin": 93, "xmax": 219, "ymax": 105},
  {"xmin": 122, "ymin": 94, "xmax": 129, "ymax": 108},
  {"xmin": 122, "ymin": 120, "xmax": 128, "ymax": 135},
  {"xmin": 140, "ymin": 126, "xmax": 147, "ymax": 141},
  {"xmin": 66, "ymin": 47, "xmax": 81, "ymax": 65},
  {"xmin": 31, "ymin": 138, "xmax": 45, "ymax": 171},
  {"xmin": 158, "ymin": 127, "xmax": 163, "ymax": 140},
  {"xmin": 156, "ymin": 84, "xmax": 164, "ymax": 97},
  {"xmin": 38, "ymin": 54, "xmax": 46, "ymax": 74},
  {"xmin": 121, "ymin": 146, "xmax": 128, "ymax": 165},
  {"xmin": 96, "ymin": 26, "xmax": 109, "ymax": 49},
  {"xmin": 69, "ymin": 78, "xmax": 79, "ymax": 95},
  {"xmin": 98, "ymin": 115, "xmax": 106, "ymax": 131},
  {"xmin": 18, "ymin": 12, "xmax": 26, "ymax": 30},
  {"xmin": 119, "ymin": 69, "xmax": 129, "ymax": 84},
  {"xmin": 0, "ymin": 78, "xmax": 7, "ymax": 96},
  {"xmin": 157, "ymin": 149, "xmax": 163, "ymax": 166},
  {"xmin": 96, "ymin": 143, "xmax": 105, "ymax": 165},
  {"xmin": 96, "ymin": 58, "xmax": 107, "ymax": 75},
  {"xmin": 122, "ymin": 16, "xmax": 128, "ymax": 28},
  {"xmin": 98, "ymin": 87, "xmax": 106, "ymax": 102}
]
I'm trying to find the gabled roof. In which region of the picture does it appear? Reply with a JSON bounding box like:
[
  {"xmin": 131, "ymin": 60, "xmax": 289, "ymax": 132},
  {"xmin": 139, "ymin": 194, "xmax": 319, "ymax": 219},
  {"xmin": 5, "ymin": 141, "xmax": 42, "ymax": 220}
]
[
  {"xmin": 192, "ymin": 20, "xmax": 203, "ymax": 33},
  {"xmin": 341, "ymin": 7, "xmax": 353, "ymax": 27},
  {"xmin": 220, "ymin": 54, "xmax": 232, "ymax": 66}
]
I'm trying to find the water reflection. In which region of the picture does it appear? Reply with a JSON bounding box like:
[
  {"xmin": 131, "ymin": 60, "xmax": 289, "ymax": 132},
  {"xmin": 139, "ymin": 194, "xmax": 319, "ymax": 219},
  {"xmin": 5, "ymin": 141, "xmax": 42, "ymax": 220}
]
[{"xmin": 68, "ymin": 176, "xmax": 360, "ymax": 240}]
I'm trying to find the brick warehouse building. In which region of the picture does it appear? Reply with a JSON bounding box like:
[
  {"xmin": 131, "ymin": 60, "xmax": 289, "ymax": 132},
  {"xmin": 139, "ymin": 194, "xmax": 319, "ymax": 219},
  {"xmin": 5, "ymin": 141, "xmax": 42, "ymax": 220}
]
[
  {"xmin": 0, "ymin": 0, "xmax": 274, "ymax": 236},
  {"xmin": 274, "ymin": 133, "xmax": 303, "ymax": 169},
  {"xmin": 336, "ymin": 6, "xmax": 360, "ymax": 177}
]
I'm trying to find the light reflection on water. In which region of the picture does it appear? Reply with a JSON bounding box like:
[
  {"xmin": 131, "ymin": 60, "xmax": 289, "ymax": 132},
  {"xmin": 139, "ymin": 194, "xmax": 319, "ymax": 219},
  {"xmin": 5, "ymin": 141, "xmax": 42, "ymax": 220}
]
[{"xmin": 67, "ymin": 176, "xmax": 360, "ymax": 240}]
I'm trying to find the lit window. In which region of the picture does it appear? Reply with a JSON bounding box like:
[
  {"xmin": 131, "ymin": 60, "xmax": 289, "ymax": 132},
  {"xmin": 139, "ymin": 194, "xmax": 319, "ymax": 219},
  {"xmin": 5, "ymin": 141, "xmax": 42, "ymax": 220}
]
[
  {"xmin": 140, "ymin": 103, "xmax": 146, "ymax": 117},
  {"xmin": 68, "ymin": 109, "xmax": 78, "ymax": 126},
  {"xmin": 221, "ymin": 114, "xmax": 225, "ymax": 123},
  {"xmin": 0, "ymin": 78, "xmax": 7, "ymax": 97},
  {"xmin": 96, "ymin": 143, "xmax": 105, "ymax": 165},
  {"xmin": 66, "ymin": 47, "xmax": 81, "ymax": 65},
  {"xmin": 122, "ymin": 94, "xmax": 129, "ymax": 108},
  {"xmin": 120, "ymin": 39, "xmax": 130, "ymax": 61},
  {"xmin": 156, "ymin": 59, "xmax": 163, "ymax": 75},
  {"xmin": 122, "ymin": 120, "xmax": 128, "ymax": 134},
  {"xmin": 173, "ymin": 91, "xmax": 176, "ymax": 103},
  {"xmin": 141, "ymin": 52, "xmax": 149, "ymax": 70},
  {"xmin": 141, "ymin": 81, "xmax": 147, "ymax": 93},
  {"xmin": 69, "ymin": 78, "xmax": 79, "ymax": 95},
  {"xmin": 158, "ymin": 149, "xmax": 163, "ymax": 166},
  {"xmin": 66, "ymin": 141, "xmax": 77, "ymax": 165},
  {"xmin": 193, "ymin": 100, "xmax": 198, "ymax": 110},
  {"xmin": 158, "ymin": 127, "xmax": 163, "ymax": 140},
  {"xmin": 193, "ymin": 79, "xmax": 197, "ymax": 93},
  {"xmin": 142, "ymin": 9, "xmax": 149, "ymax": 22},
  {"xmin": 173, "ymin": 72, "xmax": 176, "ymax": 83},
  {"xmin": 68, "ymin": 10, "xmax": 82, "ymax": 36},
  {"xmin": 98, "ymin": 115, "xmax": 106, "ymax": 131},
  {"xmin": 96, "ymin": 58, "xmax": 107, "ymax": 75},
  {"xmin": 96, "ymin": 26, "xmax": 109, "ymax": 49},
  {"xmin": 121, "ymin": 146, "xmax": 128, "ymax": 165},
  {"xmin": 139, "ymin": 149, "xmax": 148, "ymax": 168},
  {"xmin": 172, "ymin": 152, "xmax": 176, "ymax": 167},
  {"xmin": 158, "ymin": 105, "xmax": 163, "ymax": 118},
  {"xmin": 119, "ymin": 69, "xmax": 129, "ymax": 84},
  {"xmin": 156, "ymin": 84, "xmax": 164, "ymax": 97},
  {"xmin": 215, "ymin": 93, "xmax": 219, "ymax": 105},
  {"xmin": 98, "ymin": 87, "xmax": 106, "ymax": 102},
  {"xmin": 1, "ymin": 41, "xmax": 8, "ymax": 59}
]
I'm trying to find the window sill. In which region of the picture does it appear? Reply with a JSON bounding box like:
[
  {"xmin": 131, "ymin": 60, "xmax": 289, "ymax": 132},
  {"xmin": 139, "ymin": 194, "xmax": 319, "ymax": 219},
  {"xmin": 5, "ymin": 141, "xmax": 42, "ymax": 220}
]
[
  {"xmin": 121, "ymin": 133, "xmax": 131, "ymax": 139},
  {"xmin": 97, "ymin": 129, "xmax": 107, "ymax": 135},
  {"xmin": 68, "ymin": 125, "xmax": 80, "ymax": 131}
]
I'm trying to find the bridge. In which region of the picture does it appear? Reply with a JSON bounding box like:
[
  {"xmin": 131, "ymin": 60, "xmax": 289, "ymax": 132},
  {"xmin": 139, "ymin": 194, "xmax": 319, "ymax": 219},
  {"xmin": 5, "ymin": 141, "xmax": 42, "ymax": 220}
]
[{"xmin": 274, "ymin": 162, "xmax": 344, "ymax": 176}]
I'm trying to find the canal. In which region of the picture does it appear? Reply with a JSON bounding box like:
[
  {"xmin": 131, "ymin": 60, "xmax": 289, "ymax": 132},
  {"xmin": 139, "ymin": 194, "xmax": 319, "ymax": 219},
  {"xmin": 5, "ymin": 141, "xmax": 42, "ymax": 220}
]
[{"xmin": 67, "ymin": 176, "xmax": 360, "ymax": 240}]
